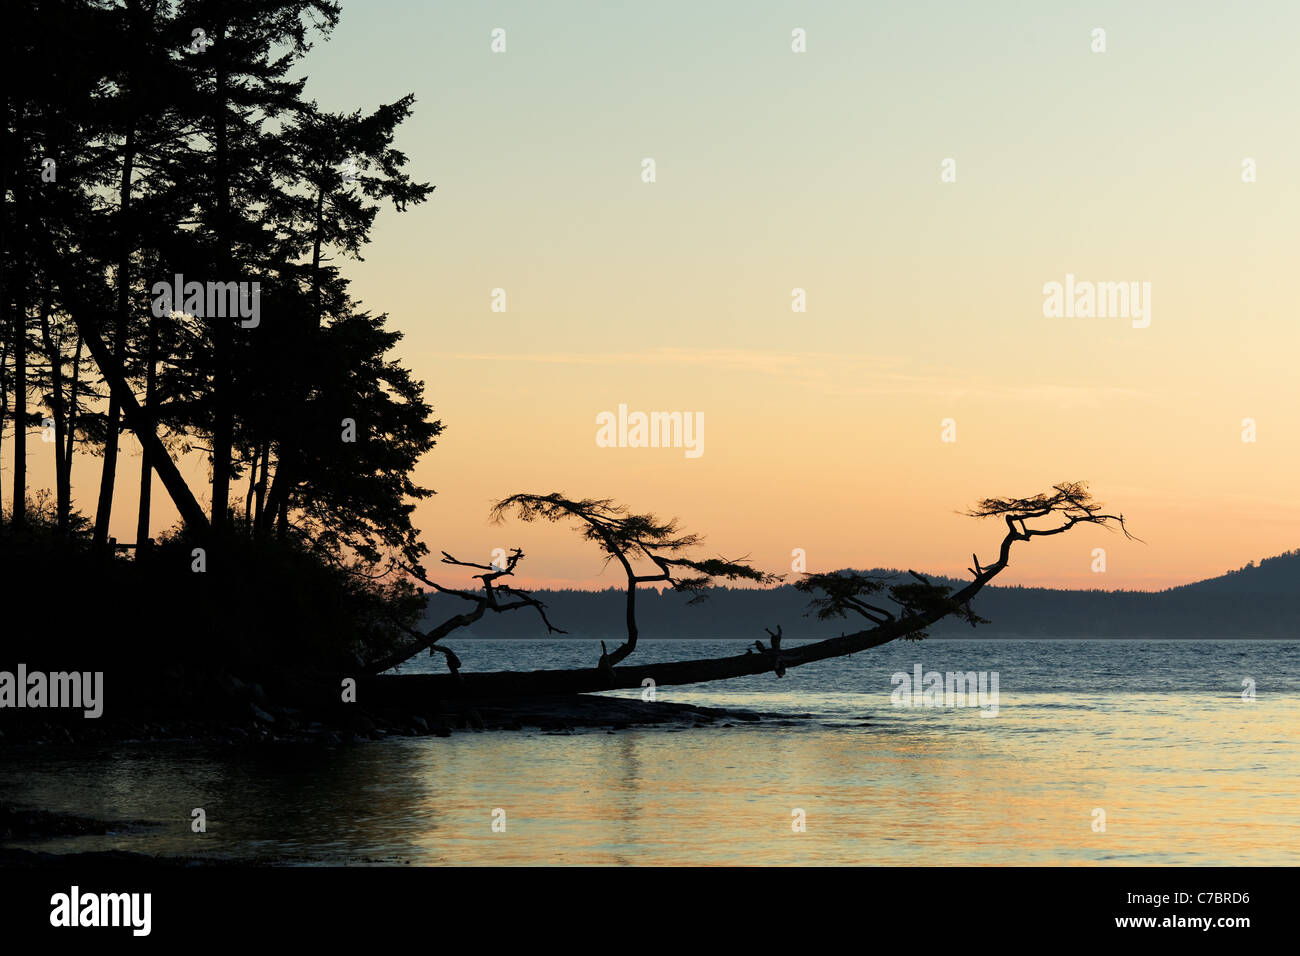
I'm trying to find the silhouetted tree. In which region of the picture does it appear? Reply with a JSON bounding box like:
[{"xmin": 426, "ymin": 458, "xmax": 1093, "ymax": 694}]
[
  {"xmin": 489, "ymin": 493, "xmax": 778, "ymax": 672},
  {"xmin": 257, "ymin": 96, "xmax": 434, "ymax": 538},
  {"xmin": 368, "ymin": 483, "xmax": 1135, "ymax": 698},
  {"xmin": 365, "ymin": 548, "xmax": 565, "ymax": 676},
  {"xmin": 174, "ymin": 0, "xmax": 342, "ymax": 534}
]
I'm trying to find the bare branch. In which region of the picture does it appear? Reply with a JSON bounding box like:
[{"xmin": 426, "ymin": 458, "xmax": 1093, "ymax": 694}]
[{"xmin": 362, "ymin": 550, "xmax": 565, "ymax": 674}]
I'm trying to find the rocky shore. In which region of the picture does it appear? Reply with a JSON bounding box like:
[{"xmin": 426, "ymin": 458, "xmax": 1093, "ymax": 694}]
[{"xmin": 0, "ymin": 667, "xmax": 776, "ymax": 746}]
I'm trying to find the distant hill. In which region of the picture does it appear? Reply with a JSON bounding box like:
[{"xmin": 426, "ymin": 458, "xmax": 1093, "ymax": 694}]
[
  {"xmin": 1168, "ymin": 548, "xmax": 1300, "ymax": 595},
  {"xmin": 419, "ymin": 551, "xmax": 1300, "ymax": 640}
]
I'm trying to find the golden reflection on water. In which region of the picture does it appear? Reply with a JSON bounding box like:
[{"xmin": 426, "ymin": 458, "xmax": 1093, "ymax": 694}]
[
  {"xmin": 389, "ymin": 692, "xmax": 1298, "ymax": 865},
  {"xmin": 2, "ymin": 692, "xmax": 1295, "ymax": 865}
]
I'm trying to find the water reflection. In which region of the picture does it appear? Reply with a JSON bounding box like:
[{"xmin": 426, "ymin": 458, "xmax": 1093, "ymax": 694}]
[{"xmin": 2, "ymin": 643, "xmax": 1297, "ymax": 865}]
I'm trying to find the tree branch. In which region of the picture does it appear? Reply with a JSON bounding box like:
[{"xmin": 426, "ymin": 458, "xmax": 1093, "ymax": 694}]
[
  {"xmin": 361, "ymin": 549, "xmax": 565, "ymax": 674},
  {"xmin": 373, "ymin": 482, "xmax": 1134, "ymax": 698}
]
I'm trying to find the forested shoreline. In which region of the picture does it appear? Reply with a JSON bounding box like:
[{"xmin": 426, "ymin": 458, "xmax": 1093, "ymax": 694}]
[{"xmin": 2, "ymin": 2, "xmax": 440, "ymax": 697}]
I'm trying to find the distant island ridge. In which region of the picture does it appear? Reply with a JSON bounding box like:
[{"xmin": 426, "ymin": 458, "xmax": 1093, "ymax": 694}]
[{"xmin": 420, "ymin": 549, "xmax": 1300, "ymax": 639}]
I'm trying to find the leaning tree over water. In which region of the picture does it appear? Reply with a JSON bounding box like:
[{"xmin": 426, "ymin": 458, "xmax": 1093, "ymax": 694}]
[{"xmin": 364, "ymin": 482, "xmax": 1138, "ymax": 698}]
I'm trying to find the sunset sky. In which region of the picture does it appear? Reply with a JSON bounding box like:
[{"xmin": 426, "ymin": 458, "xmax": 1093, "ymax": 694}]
[{"xmin": 18, "ymin": 0, "xmax": 1300, "ymax": 591}]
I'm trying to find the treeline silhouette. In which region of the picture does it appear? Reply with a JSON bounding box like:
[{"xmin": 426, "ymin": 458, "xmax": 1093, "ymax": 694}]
[
  {"xmin": 1, "ymin": 2, "xmax": 436, "ymax": 687},
  {"xmin": 423, "ymin": 549, "xmax": 1300, "ymax": 640}
]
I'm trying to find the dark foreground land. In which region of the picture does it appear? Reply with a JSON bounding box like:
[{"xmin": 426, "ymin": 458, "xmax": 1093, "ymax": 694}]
[{"xmin": 0, "ymin": 686, "xmax": 771, "ymax": 747}]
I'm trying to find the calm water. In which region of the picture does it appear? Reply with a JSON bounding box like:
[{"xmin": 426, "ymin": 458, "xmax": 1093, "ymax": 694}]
[{"xmin": 2, "ymin": 640, "xmax": 1296, "ymax": 865}]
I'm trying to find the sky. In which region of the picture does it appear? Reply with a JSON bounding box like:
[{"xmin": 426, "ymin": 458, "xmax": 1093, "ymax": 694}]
[{"xmin": 15, "ymin": 0, "xmax": 1300, "ymax": 592}]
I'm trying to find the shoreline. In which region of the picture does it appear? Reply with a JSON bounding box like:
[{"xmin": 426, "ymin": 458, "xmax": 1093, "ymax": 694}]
[
  {"xmin": 0, "ymin": 696, "xmax": 784, "ymax": 867},
  {"xmin": 0, "ymin": 691, "xmax": 778, "ymax": 747}
]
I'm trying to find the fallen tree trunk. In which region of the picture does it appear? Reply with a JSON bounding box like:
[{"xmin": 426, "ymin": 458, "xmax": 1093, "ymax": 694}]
[
  {"xmin": 369, "ymin": 564, "xmax": 997, "ymax": 700},
  {"xmin": 366, "ymin": 483, "xmax": 1137, "ymax": 702},
  {"xmin": 363, "ymin": 614, "xmax": 919, "ymax": 702}
]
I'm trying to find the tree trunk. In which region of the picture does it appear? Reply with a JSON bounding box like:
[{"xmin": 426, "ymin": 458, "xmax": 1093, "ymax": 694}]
[
  {"xmin": 63, "ymin": 331, "xmax": 82, "ymax": 480},
  {"xmin": 367, "ymin": 605, "xmax": 939, "ymax": 700},
  {"xmin": 94, "ymin": 125, "xmax": 135, "ymax": 549},
  {"xmin": 0, "ymin": 330, "xmax": 7, "ymax": 529},
  {"xmin": 10, "ymin": 292, "xmax": 26, "ymax": 531},
  {"xmin": 260, "ymin": 444, "xmax": 295, "ymax": 538},
  {"xmin": 135, "ymin": 310, "xmax": 157, "ymax": 550},
  {"xmin": 252, "ymin": 439, "xmax": 268, "ymax": 526},
  {"xmin": 243, "ymin": 448, "xmax": 256, "ymax": 526},
  {"xmin": 37, "ymin": 298, "xmax": 70, "ymax": 532},
  {"xmin": 209, "ymin": 16, "xmax": 232, "ymax": 533},
  {"xmin": 67, "ymin": 302, "xmax": 209, "ymax": 536},
  {"xmin": 9, "ymin": 97, "xmax": 29, "ymax": 531},
  {"xmin": 0, "ymin": 122, "xmax": 7, "ymax": 532},
  {"xmin": 0, "ymin": 83, "xmax": 11, "ymax": 533}
]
